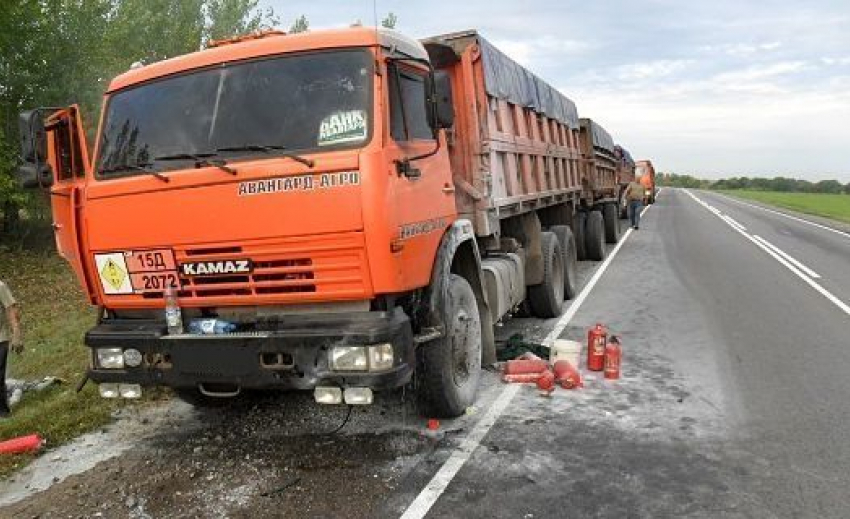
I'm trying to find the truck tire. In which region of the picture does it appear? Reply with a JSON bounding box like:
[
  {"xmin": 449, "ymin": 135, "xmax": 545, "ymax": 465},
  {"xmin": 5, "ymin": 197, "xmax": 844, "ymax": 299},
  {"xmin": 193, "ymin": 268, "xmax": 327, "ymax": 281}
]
[
  {"xmin": 602, "ymin": 203, "xmax": 620, "ymax": 244},
  {"xmin": 549, "ymin": 225, "xmax": 579, "ymax": 300},
  {"xmin": 416, "ymin": 274, "xmax": 482, "ymax": 418},
  {"xmin": 585, "ymin": 210, "xmax": 607, "ymax": 261},
  {"xmin": 573, "ymin": 211, "xmax": 587, "ymax": 261},
  {"xmin": 527, "ymin": 231, "xmax": 565, "ymax": 318}
]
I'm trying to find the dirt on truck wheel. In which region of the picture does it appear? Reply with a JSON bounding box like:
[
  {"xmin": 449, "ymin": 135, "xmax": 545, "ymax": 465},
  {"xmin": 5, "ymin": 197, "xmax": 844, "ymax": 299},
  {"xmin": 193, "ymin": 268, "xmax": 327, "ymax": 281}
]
[
  {"xmin": 573, "ymin": 211, "xmax": 588, "ymax": 261},
  {"xmin": 528, "ymin": 231, "xmax": 566, "ymax": 318},
  {"xmin": 603, "ymin": 202, "xmax": 621, "ymax": 244},
  {"xmin": 415, "ymin": 274, "xmax": 482, "ymax": 418},
  {"xmin": 585, "ymin": 210, "xmax": 607, "ymax": 261},
  {"xmin": 549, "ymin": 224, "xmax": 579, "ymax": 300}
]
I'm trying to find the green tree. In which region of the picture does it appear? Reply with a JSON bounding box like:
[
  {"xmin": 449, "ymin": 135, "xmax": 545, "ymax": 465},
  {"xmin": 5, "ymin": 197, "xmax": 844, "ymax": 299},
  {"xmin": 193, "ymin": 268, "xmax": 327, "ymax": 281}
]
[
  {"xmin": 289, "ymin": 14, "xmax": 309, "ymax": 34},
  {"xmin": 205, "ymin": 0, "xmax": 277, "ymax": 43}
]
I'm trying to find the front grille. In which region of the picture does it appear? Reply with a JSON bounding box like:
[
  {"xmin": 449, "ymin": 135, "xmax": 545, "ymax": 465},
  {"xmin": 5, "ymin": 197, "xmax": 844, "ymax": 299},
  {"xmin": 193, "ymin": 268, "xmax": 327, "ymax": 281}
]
[{"xmin": 150, "ymin": 233, "xmax": 370, "ymax": 303}]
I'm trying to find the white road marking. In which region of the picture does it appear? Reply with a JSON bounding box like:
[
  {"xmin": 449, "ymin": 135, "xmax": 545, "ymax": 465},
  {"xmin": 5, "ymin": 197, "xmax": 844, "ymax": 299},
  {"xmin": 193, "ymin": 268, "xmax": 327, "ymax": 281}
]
[
  {"xmin": 684, "ymin": 190, "xmax": 850, "ymax": 318},
  {"xmin": 711, "ymin": 191, "xmax": 850, "ymax": 239},
  {"xmin": 751, "ymin": 235, "xmax": 821, "ymax": 279},
  {"xmin": 721, "ymin": 215, "xmax": 747, "ymax": 233},
  {"xmin": 400, "ymin": 203, "xmax": 655, "ymax": 519}
]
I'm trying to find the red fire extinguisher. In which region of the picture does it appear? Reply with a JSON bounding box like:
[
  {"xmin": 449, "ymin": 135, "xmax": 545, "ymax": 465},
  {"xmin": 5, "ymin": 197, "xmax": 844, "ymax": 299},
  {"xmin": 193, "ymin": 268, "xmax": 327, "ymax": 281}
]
[
  {"xmin": 604, "ymin": 335, "xmax": 622, "ymax": 380},
  {"xmin": 587, "ymin": 323, "xmax": 607, "ymax": 371}
]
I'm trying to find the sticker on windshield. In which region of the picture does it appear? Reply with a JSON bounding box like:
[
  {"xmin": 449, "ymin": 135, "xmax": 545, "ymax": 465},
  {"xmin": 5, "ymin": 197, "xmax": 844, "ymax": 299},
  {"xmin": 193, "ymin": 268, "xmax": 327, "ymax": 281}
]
[{"xmin": 318, "ymin": 110, "xmax": 367, "ymax": 146}]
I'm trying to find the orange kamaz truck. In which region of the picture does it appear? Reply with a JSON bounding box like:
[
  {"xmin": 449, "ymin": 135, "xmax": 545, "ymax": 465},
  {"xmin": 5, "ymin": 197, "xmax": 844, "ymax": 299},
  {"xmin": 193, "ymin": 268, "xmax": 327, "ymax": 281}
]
[
  {"xmin": 636, "ymin": 159, "xmax": 656, "ymax": 204},
  {"xmin": 18, "ymin": 28, "xmax": 629, "ymax": 416}
]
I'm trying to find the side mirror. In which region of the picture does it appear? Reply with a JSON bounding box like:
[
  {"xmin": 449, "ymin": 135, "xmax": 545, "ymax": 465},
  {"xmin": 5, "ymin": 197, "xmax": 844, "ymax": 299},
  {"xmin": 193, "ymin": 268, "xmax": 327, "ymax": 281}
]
[
  {"xmin": 17, "ymin": 109, "xmax": 54, "ymax": 189},
  {"xmin": 17, "ymin": 162, "xmax": 53, "ymax": 189},
  {"xmin": 19, "ymin": 110, "xmax": 47, "ymax": 163},
  {"xmin": 426, "ymin": 71, "xmax": 454, "ymax": 130}
]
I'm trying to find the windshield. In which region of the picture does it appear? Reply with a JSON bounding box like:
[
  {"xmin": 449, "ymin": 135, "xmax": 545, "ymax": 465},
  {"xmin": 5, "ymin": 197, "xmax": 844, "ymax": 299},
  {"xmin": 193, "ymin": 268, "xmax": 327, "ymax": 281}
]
[{"xmin": 97, "ymin": 49, "xmax": 373, "ymax": 178}]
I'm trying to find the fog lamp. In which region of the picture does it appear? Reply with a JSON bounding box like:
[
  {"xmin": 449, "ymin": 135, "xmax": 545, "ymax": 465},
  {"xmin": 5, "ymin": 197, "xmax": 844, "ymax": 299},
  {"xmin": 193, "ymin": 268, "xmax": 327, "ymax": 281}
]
[
  {"xmin": 344, "ymin": 387, "xmax": 373, "ymax": 405},
  {"xmin": 99, "ymin": 383, "xmax": 119, "ymax": 399}
]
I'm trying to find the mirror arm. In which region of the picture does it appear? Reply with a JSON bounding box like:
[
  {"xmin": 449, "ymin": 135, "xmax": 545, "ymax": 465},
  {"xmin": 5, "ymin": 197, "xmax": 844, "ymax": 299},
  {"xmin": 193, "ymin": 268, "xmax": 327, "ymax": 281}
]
[{"xmin": 395, "ymin": 136, "xmax": 442, "ymax": 179}]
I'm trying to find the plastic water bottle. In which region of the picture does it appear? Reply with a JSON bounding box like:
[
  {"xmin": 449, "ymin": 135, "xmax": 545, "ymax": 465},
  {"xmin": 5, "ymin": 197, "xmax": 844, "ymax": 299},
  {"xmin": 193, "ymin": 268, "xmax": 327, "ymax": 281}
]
[
  {"xmin": 164, "ymin": 287, "xmax": 183, "ymax": 335},
  {"xmin": 188, "ymin": 318, "xmax": 237, "ymax": 335}
]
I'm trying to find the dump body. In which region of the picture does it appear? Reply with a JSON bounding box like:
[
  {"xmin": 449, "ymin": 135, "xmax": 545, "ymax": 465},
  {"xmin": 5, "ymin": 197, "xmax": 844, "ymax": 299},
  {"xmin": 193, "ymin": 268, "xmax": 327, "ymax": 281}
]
[
  {"xmin": 577, "ymin": 118, "xmax": 618, "ymax": 200},
  {"xmin": 423, "ymin": 31, "xmax": 584, "ymax": 237},
  {"xmin": 615, "ymin": 145, "xmax": 635, "ymax": 186}
]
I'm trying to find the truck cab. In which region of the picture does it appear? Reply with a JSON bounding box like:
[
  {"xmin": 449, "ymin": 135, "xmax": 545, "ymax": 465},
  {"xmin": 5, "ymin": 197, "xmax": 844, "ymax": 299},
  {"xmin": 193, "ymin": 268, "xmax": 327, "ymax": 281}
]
[{"xmin": 18, "ymin": 28, "xmax": 478, "ymax": 414}]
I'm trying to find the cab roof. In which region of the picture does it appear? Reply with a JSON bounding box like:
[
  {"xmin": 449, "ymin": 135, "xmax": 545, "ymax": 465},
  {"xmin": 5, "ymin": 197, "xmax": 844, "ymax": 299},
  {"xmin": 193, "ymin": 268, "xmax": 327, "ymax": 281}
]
[{"xmin": 107, "ymin": 27, "xmax": 428, "ymax": 93}]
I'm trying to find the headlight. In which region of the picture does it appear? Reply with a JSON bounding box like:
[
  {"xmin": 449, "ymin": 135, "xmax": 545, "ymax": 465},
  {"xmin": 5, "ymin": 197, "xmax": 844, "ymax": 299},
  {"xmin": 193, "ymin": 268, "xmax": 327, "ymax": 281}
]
[
  {"xmin": 96, "ymin": 348, "xmax": 124, "ymax": 369},
  {"xmin": 123, "ymin": 348, "xmax": 143, "ymax": 367},
  {"xmin": 99, "ymin": 383, "xmax": 119, "ymax": 398},
  {"xmin": 645, "ymin": 189, "xmax": 652, "ymax": 196},
  {"xmin": 330, "ymin": 346, "xmax": 368, "ymax": 371},
  {"xmin": 330, "ymin": 344, "xmax": 395, "ymax": 372},
  {"xmin": 368, "ymin": 344, "xmax": 394, "ymax": 371}
]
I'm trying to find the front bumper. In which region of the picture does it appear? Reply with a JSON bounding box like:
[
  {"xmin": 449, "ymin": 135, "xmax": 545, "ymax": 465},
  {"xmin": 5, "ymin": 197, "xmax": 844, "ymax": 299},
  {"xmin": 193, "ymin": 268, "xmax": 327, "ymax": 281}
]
[{"xmin": 85, "ymin": 308, "xmax": 414, "ymax": 392}]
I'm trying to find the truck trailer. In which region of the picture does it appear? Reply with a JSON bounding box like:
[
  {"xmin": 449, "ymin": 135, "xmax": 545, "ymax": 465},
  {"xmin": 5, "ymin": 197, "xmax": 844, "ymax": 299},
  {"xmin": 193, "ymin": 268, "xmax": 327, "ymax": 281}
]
[{"xmin": 17, "ymin": 27, "xmax": 629, "ymax": 417}]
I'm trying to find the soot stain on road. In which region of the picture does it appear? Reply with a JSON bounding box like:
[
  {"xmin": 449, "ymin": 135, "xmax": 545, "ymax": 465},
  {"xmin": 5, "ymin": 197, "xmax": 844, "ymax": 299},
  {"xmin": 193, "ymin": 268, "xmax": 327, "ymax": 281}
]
[{"xmin": 1, "ymin": 392, "xmax": 440, "ymax": 519}]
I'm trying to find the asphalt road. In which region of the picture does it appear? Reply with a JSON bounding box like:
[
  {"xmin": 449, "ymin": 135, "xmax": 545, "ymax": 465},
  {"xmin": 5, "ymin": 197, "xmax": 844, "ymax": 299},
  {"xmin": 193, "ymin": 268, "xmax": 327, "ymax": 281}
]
[
  {"xmin": 385, "ymin": 187, "xmax": 850, "ymax": 518},
  {"xmin": 2, "ymin": 187, "xmax": 849, "ymax": 518}
]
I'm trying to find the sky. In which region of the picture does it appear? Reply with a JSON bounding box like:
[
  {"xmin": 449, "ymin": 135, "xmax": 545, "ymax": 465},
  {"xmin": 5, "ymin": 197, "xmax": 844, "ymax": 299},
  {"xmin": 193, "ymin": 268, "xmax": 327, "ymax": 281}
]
[{"xmin": 261, "ymin": 1, "xmax": 850, "ymax": 180}]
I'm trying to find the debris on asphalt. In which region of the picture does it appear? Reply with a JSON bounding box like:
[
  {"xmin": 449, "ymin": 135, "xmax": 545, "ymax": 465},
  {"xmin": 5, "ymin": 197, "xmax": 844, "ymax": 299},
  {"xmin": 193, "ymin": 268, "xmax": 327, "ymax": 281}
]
[
  {"xmin": 496, "ymin": 334, "xmax": 550, "ymax": 361},
  {"xmin": 260, "ymin": 477, "xmax": 301, "ymax": 498},
  {"xmin": 6, "ymin": 376, "xmax": 64, "ymax": 408}
]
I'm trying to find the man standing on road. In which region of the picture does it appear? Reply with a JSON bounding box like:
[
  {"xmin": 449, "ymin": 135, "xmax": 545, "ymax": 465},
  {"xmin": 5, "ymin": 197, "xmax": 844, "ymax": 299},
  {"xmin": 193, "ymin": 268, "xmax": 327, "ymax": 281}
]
[
  {"xmin": 0, "ymin": 279, "xmax": 23, "ymax": 416},
  {"xmin": 624, "ymin": 178, "xmax": 645, "ymax": 230}
]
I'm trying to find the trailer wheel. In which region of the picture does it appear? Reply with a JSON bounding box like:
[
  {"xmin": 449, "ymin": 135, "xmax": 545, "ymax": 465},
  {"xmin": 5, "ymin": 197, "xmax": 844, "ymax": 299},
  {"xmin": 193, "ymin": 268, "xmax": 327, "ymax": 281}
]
[
  {"xmin": 549, "ymin": 225, "xmax": 579, "ymax": 300},
  {"xmin": 528, "ymin": 232, "xmax": 565, "ymax": 318},
  {"xmin": 602, "ymin": 203, "xmax": 620, "ymax": 244},
  {"xmin": 573, "ymin": 212, "xmax": 587, "ymax": 261},
  {"xmin": 416, "ymin": 274, "xmax": 482, "ymax": 418},
  {"xmin": 585, "ymin": 210, "xmax": 607, "ymax": 261}
]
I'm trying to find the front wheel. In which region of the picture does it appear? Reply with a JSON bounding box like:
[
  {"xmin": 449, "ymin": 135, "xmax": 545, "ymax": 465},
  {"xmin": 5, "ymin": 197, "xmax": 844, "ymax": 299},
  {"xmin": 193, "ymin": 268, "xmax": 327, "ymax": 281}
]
[{"xmin": 416, "ymin": 274, "xmax": 482, "ymax": 418}]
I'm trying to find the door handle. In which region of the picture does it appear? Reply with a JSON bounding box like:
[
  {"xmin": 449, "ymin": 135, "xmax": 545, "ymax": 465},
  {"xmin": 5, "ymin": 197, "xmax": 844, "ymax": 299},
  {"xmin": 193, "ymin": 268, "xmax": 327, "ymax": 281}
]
[
  {"xmin": 442, "ymin": 184, "xmax": 456, "ymax": 194},
  {"xmin": 52, "ymin": 223, "xmax": 63, "ymax": 231}
]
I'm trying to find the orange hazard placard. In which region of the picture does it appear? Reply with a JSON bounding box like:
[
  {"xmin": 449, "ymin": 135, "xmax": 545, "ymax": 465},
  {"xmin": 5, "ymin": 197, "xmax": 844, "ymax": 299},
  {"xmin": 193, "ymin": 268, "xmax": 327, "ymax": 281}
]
[{"xmin": 125, "ymin": 249, "xmax": 177, "ymax": 273}]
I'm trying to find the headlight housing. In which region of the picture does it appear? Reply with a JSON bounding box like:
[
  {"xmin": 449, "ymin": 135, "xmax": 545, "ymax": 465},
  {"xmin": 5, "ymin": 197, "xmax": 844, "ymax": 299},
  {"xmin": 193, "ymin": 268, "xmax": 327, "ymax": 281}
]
[
  {"xmin": 96, "ymin": 348, "xmax": 125, "ymax": 369},
  {"xmin": 330, "ymin": 344, "xmax": 394, "ymax": 372},
  {"xmin": 330, "ymin": 346, "xmax": 368, "ymax": 371}
]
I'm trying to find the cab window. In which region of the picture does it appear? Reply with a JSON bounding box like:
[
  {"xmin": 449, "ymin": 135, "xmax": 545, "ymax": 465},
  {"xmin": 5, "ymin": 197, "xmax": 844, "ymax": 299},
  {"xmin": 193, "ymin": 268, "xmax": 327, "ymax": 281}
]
[{"xmin": 389, "ymin": 66, "xmax": 433, "ymax": 142}]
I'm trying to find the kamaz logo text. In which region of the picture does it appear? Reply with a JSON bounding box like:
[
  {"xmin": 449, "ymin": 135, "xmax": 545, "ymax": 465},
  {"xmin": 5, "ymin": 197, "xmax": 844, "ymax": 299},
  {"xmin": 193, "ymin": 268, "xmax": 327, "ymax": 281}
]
[{"xmin": 180, "ymin": 260, "xmax": 253, "ymax": 277}]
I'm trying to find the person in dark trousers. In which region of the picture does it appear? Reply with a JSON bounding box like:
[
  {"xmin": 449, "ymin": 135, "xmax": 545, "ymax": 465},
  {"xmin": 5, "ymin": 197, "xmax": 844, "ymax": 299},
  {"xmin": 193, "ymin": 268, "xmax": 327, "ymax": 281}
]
[
  {"xmin": 624, "ymin": 179, "xmax": 645, "ymax": 230},
  {"xmin": 1, "ymin": 279, "xmax": 23, "ymax": 416}
]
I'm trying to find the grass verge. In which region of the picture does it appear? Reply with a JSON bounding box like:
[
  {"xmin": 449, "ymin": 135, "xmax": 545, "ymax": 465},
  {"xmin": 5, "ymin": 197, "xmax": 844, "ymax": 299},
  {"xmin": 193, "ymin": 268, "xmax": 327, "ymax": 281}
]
[
  {"xmin": 0, "ymin": 249, "xmax": 160, "ymax": 478},
  {"xmin": 716, "ymin": 190, "xmax": 850, "ymax": 225}
]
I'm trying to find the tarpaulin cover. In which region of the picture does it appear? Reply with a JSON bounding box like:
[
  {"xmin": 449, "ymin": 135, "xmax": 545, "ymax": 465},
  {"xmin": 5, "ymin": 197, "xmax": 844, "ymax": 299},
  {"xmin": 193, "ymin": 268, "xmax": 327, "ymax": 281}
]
[
  {"xmin": 615, "ymin": 145, "xmax": 635, "ymax": 167},
  {"xmin": 477, "ymin": 37, "xmax": 580, "ymax": 130},
  {"xmin": 588, "ymin": 120, "xmax": 615, "ymax": 153}
]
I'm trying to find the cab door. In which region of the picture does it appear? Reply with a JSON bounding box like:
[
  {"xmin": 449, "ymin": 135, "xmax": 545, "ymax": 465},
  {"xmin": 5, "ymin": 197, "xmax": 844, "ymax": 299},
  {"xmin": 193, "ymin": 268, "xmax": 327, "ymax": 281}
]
[
  {"xmin": 45, "ymin": 105, "xmax": 94, "ymax": 298},
  {"xmin": 384, "ymin": 63, "xmax": 457, "ymax": 288}
]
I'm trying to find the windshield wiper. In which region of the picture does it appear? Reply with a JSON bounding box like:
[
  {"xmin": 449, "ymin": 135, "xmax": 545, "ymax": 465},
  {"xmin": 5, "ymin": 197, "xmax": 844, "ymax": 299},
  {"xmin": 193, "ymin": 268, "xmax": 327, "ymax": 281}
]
[
  {"xmin": 99, "ymin": 163, "xmax": 170, "ymax": 183},
  {"xmin": 216, "ymin": 145, "xmax": 315, "ymax": 168},
  {"xmin": 153, "ymin": 152, "xmax": 238, "ymax": 175}
]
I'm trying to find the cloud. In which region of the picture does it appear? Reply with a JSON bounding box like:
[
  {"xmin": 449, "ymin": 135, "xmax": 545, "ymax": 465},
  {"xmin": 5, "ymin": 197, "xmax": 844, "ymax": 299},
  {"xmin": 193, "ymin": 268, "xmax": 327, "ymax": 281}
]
[{"xmin": 259, "ymin": 0, "xmax": 850, "ymax": 179}]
